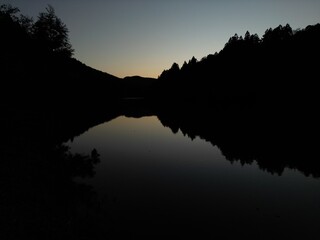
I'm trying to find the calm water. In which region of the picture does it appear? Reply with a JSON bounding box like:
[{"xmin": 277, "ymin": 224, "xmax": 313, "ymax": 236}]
[{"xmin": 68, "ymin": 115, "xmax": 320, "ymax": 238}]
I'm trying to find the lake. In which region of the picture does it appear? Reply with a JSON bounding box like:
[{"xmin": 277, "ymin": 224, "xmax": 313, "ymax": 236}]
[{"xmin": 67, "ymin": 115, "xmax": 320, "ymax": 239}]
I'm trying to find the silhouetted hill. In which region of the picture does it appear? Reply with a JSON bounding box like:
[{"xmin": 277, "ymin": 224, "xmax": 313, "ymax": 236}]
[
  {"xmin": 2, "ymin": 5, "xmax": 320, "ymax": 238},
  {"xmin": 154, "ymin": 21, "xmax": 320, "ymax": 176},
  {"xmin": 155, "ymin": 23, "xmax": 320, "ymax": 110},
  {"xmin": 121, "ymin": 76, "xmax": 156, "ymax": 98},
  {"xmin": 0, "ymin": 4, "xmax": 123, "ymax": 110},
  {"xmin": 0, "ymin": 4, "xmax": 157, "ymax": 147},
  {"xmin": 0, "ymin": 4, "xmax": 159, "ymax": 112},
  {"xmin": 2, "ymin": 3, "xmax": 319, "ymax": 179}
]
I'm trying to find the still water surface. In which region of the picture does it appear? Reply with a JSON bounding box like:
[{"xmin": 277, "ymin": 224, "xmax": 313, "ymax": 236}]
[{"xmin": 68, "ymin": 116, "xmax": 320, "ymax": 238}]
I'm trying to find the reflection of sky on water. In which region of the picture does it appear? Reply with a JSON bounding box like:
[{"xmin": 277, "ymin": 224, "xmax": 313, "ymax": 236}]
[
  {"xmin": 68, "ymin": 116, "xmax": 234, "ymax": 182},
  {"xmin": 68, "ymin": 116, "xmax": 320, "ymax": 236}
]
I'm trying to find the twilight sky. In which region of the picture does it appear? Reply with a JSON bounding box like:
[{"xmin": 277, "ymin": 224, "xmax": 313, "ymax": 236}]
[{"xmin": 5, "ymin": 0, "xmax": 320, "ymax": 78}]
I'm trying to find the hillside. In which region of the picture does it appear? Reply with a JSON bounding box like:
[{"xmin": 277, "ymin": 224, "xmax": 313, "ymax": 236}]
[
  {"xmin": 121, "ymin": 76, "xmax": 156, "ymax": 98},
  {"xmin": 0, "ymin": 4, "xmax": 127, "ymax": 109},
  {"xmin": 2, "ymin": 4, "xmax": 319, "ymax": 130},
  {"xmin": 156, "ymin": 23, "xmax": 320, "ymax": 108}
]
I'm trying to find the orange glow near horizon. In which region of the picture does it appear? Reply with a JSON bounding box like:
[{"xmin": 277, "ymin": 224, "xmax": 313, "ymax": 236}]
[{"xmin": 14, "ymin": 0, "xmax": 319, "ymax": 79}]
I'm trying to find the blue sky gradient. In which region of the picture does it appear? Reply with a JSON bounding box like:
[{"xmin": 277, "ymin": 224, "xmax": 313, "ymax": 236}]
[{"xmin": 5, "ymin": 0, "xmax": 320, "ymax": 78}]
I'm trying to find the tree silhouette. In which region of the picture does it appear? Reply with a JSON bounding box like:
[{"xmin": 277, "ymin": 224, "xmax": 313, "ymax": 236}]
[
  {"xmin": 262, "ymin": 24, "xmax": 293, "ymax": 44},
  {"xmin": 170, "ymin": 62, "xmax": 180, "ymax": 76},
  {"xmin": 33, "ymin": 5, "xmax": 74, "ymax": 57},
  {"xmin": 0, "ymin": 4, "xmax": 19, "ymax": 21},
  {"xmin": 18, "ymin": 14, "xmax": 33, "ymax": 35},
  {"xmin": 244, "ymin": 31, "xmax": 250, "ymax": 41}
]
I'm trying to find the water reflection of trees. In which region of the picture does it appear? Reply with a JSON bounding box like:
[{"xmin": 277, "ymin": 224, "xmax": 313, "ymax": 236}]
[
  {"xmin": 51, "ymin": 98, "xmax": 319, "ymax": 179},
  {"xmin": 156, "ymin": 102, "xmax": 319, "ymax": 178},
  {"xmin": 2, "ymin": 101, "xmax": 317, "ymax": 239},
  {"xmin": 0, "ymin": 110, "xmax": 109, "ymax": 239}
]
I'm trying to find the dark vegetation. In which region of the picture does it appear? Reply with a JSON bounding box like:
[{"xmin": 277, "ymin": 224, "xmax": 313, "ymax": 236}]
[
  {"xmin": 0, "ymin": 4, "xmax": 149, "ymax": 108},
  {"xmin": 0, "ymin": 5, "xmax": 111, "ymax": 239},
  {"xmin": 153, "ymin": 22, "xmax": 320, "ymax": 178},
  {"xmin": 156, "ymin": 101, "xmax": 319, "ymax": 178},
  {"xmin": 2, "ymin": 3, "xmax": 319, "ymax": 111},
  {"xmin": 1, "ymin": 3, "xmax": 320, "ymax": 239},
  {"xmin": 157, "ymin": 23, "xmax": 319, "ymax": 105}
]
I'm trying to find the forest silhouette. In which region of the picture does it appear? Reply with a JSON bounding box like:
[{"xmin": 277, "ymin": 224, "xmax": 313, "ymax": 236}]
[
  {"xmin": 1, "ymin": 3, "xmax": 320, "ymax": 239},
  {"xmin": 156, "ymin": 23, "xmax": 319, "ymax": 106},
  {"xmin": 1, "ymin": 4, "xmax": 319, "ymax": 107}
]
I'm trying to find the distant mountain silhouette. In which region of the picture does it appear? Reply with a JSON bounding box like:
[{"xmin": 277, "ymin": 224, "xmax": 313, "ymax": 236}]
[
  {"xmin": 0, "ymin": 4, "xmax": 155, "ymax": 111},
  {"xmin": 2, "ymin": 4, "xmax": 320, "ymax": 239},
  {"xmin": 3, "ymin": 3, "xmax": 319, "ymax": 112},
  {"xmin": 121, "ymin": 76, "xmax": 156, "ymax": 99},
  {"xmin": 2, "ymin": 3, "xmax": 319, "ymax": 175}
]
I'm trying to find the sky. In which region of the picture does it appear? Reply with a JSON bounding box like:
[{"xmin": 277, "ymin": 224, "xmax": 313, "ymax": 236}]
[{"xmin": 4, "ymin": 0, "xmax": 320, "ymax": 78}]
